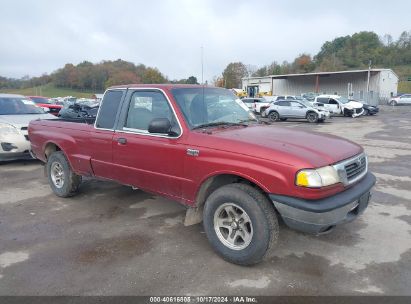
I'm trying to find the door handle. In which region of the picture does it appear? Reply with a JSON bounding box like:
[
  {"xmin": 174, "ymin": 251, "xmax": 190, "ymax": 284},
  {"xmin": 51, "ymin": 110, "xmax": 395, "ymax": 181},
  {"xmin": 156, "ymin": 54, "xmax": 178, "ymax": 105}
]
[{"xmin": 117, "ymin": 138, "xmax": 127, "ymax": 145}]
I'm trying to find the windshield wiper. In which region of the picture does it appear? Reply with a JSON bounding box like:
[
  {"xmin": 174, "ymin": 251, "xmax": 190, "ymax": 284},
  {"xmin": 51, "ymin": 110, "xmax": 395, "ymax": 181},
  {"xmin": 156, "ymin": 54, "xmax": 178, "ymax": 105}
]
[{"xmin": 192, "ymin": 121, "xmax": 248, "ymax": 130}]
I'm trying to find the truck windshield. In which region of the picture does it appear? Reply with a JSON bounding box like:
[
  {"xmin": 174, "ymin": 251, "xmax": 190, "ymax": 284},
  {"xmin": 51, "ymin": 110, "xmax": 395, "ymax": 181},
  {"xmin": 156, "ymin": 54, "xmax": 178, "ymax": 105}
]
[
  {"xmin": 171, "ymin": 87, "xmax": 257, "ymax": 129},
  {"xmin": 0, "ymin": 98, "xmax": 46, "ymax": 115},
  {"xmin": 337, "ymin": 97, "xmax": 350, "ymax": 104}
]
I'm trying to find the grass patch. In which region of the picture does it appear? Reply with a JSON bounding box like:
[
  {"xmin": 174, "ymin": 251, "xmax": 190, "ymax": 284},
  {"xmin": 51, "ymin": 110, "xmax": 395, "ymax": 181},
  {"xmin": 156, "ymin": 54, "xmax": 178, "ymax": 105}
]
[
  {"xmin": 398, "ymin": 81, "xmax": 411, "ymax": 93},
  {"xmin": 0, "ymin": 83, "xmax": 102, "ymax": 98}
]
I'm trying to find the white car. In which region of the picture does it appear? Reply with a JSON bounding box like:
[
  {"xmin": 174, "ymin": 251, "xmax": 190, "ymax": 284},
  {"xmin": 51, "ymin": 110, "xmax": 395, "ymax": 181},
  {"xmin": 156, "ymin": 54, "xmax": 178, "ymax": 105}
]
[
  {"xmin": 314, "ymin": 95, "xmax": 364, "ymax": 117},
  {"xmin": 0, "ymin": 94, "xmax": 56, "ymax": 162},
  {"xmin": 389, "ymin": 94, "xmax": 411, "ymax": 106},
  {"xmin": 241, "ymin": 97, "xmax": 271, "ymax": 115}
]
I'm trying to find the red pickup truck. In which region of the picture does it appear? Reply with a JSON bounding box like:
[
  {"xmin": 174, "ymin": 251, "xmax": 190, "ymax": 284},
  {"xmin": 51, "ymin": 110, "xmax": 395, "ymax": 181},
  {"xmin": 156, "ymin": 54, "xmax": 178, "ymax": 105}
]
[{"xmin": 29, "ymin": 84, "xmax": 376, "ymax": 265}]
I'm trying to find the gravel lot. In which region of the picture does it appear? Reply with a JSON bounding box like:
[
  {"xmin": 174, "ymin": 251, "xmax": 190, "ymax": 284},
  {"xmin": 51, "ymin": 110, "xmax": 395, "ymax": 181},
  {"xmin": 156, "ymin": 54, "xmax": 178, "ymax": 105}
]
[{"xmin": 1, "ymin": 105, "xmax": 410, "ymax": 296}]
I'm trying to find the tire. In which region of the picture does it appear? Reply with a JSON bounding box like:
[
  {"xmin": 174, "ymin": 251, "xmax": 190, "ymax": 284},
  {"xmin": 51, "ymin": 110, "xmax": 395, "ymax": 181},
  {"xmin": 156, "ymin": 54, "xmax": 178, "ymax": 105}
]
[
  {"xmin": 46, "ymin": 151, "xmax": 82, "ymax": 197},
  {"xmin": 306, "ymin": 112, "xmax": 319, "ymax": 123},
  {"xmin": 280, "ymin": 118, "xmax": 287, "ymax": 121},
  {"xmin": 363, "ymin": 108, "xmax": 369, "ymax": 116},
  {"xmin": 389, "ymin": 100, "xmax": 397, "ymax": 106},
  {"xmin": 268, "ymin": 111, "xmax": 280, "ymax": 122},
  {"xmin": 203, "ymin": 183, "xmax": 279, "ymax": 265}
]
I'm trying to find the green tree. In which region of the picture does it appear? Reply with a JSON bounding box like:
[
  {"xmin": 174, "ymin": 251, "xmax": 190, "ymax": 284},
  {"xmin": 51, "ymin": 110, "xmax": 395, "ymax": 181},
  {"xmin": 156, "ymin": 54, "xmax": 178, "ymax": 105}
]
[{"xmin": 222, "ymin": 62, "xmax": 247, "ymax": 88}]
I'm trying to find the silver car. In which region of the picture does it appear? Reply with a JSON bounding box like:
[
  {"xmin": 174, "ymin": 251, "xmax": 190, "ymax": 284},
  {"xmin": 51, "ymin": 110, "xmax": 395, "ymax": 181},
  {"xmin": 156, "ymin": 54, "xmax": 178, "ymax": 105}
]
[
  {"xmin": 0, "ymin": 94, "xmax": 55, "ymax": 162},
  {"xmin": 264, "ymin": 100, "xmax": 330, "ymax": 123},
  {"xmin": 389, "ymin": 94, "xmax": 411, "ymax": 106}
]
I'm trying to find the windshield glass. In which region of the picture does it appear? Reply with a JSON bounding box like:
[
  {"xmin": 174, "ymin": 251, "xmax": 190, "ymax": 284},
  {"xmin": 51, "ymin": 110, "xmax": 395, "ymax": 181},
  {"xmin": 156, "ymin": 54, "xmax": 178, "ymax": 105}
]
[
  {"xmin": 29, "ymin": 97, "xmax": 51, "ymax": 104},
  {"xmin": 337, "ymin": 97, "xmax": 349, "ymax": 104},
  {"xmin": 171, "ymin": 87, "xmax": 257, "ymax": 129},
  {"xmin": 0, "ymin": 97, "xmax": 46, "ymax": 115}
]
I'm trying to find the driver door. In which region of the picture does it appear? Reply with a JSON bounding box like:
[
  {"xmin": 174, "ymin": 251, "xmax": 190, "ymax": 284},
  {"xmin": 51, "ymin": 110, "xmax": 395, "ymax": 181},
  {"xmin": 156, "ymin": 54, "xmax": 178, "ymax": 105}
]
[
  {"xmin": 328, "ymin": 99, "xmax": 341, "ymax": 114},
  {"xmin": 289, "ymin": 101, "xmax": 306, "ymax": 118},
  {"xmin": 111, "ymin": 89, "xmax": 185, "ymax": 200}
]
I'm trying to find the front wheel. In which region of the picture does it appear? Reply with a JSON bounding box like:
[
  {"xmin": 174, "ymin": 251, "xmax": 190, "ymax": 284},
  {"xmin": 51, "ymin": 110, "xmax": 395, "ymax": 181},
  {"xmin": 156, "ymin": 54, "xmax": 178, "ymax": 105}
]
[
  {"xmin": 47, "ymin": 151, "xmax": 82, "ymax": 197},
  {"xmin": 268, "ymin": 111, "xmax": 280, "ymax": 122},
  {"xmin": 389, "ymin": 100, "xmax": 397, "ymax": 106},
  {"xmin": 306, "ymin": 112, "xmax": 319, "ymax": 123},
  {"xmin": 203, "ymin": 184, "xmax": 279, "ymax": 265}
]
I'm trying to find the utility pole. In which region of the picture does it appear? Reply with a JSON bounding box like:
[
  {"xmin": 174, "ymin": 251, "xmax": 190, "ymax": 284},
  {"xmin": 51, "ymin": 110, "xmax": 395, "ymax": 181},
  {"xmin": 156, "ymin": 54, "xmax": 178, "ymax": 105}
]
[
  {"xmin": 201, "ymin": 46, "xmax": 204, "ymax": 85},
  {"xmin": 366, "ymin": 60, "xmax": 372, "ymax": 93},
  {"xmin": 366, "ymin": 60, "xmax": 372, "ymax": 103}
]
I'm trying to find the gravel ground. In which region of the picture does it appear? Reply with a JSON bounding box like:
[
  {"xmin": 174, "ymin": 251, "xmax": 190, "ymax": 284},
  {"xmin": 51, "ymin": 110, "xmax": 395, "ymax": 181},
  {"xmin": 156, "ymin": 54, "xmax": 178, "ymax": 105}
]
[{"xmin": 0, "ymin": 105, "xmax": 410, "ymax": 296}]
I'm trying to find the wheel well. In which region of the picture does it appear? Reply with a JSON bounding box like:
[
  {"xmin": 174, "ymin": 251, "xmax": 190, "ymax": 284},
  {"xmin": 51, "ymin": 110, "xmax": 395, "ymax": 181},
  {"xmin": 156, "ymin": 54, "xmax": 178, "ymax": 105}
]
[
  {"xmin": 44, "ymin": 143, "xmax": 61, "ymax": 159},
  {"xmin": 195, "ymin": 174, "xmax": 268, "ymax": 209}
]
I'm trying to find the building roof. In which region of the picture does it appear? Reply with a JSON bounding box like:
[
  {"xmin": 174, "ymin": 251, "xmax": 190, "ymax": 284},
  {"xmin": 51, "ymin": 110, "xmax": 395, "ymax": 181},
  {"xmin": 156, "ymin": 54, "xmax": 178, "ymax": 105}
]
[{"xmin": 243, "ymin": 68, "xmax": 398, "ymax": 80}]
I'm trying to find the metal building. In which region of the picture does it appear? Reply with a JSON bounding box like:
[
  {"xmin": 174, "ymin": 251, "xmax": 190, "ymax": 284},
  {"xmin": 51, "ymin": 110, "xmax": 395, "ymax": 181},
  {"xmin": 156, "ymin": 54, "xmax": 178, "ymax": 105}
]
[{"xmin": 242, "ymin": 69, "xmax": 398, "ymax": 105}]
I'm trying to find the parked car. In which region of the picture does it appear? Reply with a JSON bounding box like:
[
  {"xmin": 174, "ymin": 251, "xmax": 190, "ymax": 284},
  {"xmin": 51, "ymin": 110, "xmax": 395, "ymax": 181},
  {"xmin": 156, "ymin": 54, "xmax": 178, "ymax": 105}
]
[
  {"xmin": 0, "ymin": 94, "xmax": 55, "ymax": 162},
  {"xmin": 265, "ymin": 100, "xmax": 330, "ymax": 123},
  {"xmin": 29, "ymin": 84, "xmax": 376, "ymax": 265},
  {"xmin": 314, "ymin": 95, "xmax": 364, "ymax": 117},
  {"xmin": 260, "ymin": 96, "xmax": 298, "ymax": 117},
  {"xmin": 301, "ymin": 92, "xmax": 317, "ymax": 101},
  {"xmin": 26, "ymin": 96, "xmax": 63, "ymax": 116},
  {"xmin": 360, "ymin": 103, "xmax": 379, "ymax": 116},
  {"xmin": 389, "ymin": 94, "xmax": 411, "ymax": 106},
  {"xmin": 241, "ymin": 97, "xmax": 270, "ymax": 115}
]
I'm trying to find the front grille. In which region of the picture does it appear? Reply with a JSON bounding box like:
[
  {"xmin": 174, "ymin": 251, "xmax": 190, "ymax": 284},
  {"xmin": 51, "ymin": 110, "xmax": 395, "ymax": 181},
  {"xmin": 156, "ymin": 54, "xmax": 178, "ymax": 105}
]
[
  {"xmin": 48, "ymin": 108, "xmax": 60, "ymax": 113},
  {"xmin": 345, "ymin": 155, "xmax": 367, "ymax": 181}
]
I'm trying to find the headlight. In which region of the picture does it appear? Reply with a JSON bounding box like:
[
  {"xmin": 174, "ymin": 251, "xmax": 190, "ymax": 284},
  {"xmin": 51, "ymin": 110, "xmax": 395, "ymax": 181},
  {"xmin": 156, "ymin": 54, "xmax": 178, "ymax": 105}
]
[
  {"xmin": 0, "ymin": 123, "xmax": 19, "ymax": 135},
  {"xmin": 296, "ymin": 166, "xmax": 340, "ymax": 188}
]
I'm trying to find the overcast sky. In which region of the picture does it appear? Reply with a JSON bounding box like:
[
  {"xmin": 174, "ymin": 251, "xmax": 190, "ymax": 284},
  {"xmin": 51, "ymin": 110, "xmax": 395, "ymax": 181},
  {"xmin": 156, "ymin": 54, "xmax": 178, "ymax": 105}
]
[{"xmin": 1, "ymin": 0, "xmax": 410, "ymax": 82}]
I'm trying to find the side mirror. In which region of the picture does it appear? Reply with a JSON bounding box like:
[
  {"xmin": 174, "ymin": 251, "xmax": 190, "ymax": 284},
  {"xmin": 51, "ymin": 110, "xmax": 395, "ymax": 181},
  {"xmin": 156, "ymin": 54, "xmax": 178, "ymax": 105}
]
[{"xmin": 148, "ymin": 118, "xmax": 172, "ymax": 134}]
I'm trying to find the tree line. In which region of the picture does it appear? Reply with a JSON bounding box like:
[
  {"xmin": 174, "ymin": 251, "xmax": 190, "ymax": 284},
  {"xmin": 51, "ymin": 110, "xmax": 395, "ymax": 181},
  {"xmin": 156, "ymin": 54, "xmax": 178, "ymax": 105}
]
[
  {"xmin": 0, "ymin": 59, "xmax": 198, "ymax": 92},
  {"xmin": 1, "ymin": 30, "xmax": 410, "ymax": 91},
  {"xmin": 219, "ymin": 30, "xmax": 411, "ymax": 88}
]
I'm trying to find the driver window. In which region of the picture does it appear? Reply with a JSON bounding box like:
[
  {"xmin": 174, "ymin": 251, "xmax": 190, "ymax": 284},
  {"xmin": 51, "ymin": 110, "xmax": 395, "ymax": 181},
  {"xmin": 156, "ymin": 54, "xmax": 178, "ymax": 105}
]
[{"xmin": 124, "ymin": 91, "xmax": 177, "ymax": 134}]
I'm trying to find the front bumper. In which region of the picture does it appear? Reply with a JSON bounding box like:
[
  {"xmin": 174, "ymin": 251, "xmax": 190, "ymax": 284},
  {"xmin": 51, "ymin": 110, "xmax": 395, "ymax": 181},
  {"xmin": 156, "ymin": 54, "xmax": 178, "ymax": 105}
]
[
  {"xmin": 0, "ymin": 133, "xmax": 32, "ymax": 161},
  {"xmin": 269, "ymin": 172, "xmax": 376, "ymax": 234}
]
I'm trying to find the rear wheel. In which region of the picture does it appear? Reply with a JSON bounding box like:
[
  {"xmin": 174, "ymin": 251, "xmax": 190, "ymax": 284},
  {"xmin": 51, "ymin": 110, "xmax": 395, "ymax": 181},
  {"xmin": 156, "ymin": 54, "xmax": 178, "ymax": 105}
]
[
  {"xmin": 307, "ymin": 112, "xmax": 319, "ymax": 123},
  {"xmin": 203, "ymin": 183, "xmax": 279, "ymax": 265},
  {"xmin": 268, "ymin": 111, "xmax": 280, "ymax": 122},
  {"xmin": 389, "ymin": 100, "xmax": 397, "ymax": 106},
  {"xmin": 47, "ymin": 151, "xmax": 81, "ymax": 197}
]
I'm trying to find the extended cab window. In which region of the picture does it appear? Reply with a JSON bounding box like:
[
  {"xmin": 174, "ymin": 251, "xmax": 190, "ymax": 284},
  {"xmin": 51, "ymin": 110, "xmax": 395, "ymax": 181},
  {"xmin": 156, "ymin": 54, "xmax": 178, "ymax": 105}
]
[
  {"xmin": 124, "ymin": 91, "xmax": 180, "ymax": 135},
  {"xmin": 95, "ymin": 90, "xmax": 123, "ymax": 129}
]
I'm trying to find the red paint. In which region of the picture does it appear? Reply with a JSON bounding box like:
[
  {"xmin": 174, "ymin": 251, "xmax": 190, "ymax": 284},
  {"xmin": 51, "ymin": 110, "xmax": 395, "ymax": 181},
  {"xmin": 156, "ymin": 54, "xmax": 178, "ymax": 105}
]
[
  {"xmin": 27, "ymin": 96, "xmax": 63, "ymax": 116},
  {"xmin": 29, "ymin": 84, "xmax": 364, "ymax": 206}
]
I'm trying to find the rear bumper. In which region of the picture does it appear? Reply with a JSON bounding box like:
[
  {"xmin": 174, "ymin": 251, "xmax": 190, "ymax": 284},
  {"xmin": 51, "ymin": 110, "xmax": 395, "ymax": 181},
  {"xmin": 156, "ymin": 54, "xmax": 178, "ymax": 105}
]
[{"xmin": 269, "ymin": 172, "xmax": 376, "ymax": 234}]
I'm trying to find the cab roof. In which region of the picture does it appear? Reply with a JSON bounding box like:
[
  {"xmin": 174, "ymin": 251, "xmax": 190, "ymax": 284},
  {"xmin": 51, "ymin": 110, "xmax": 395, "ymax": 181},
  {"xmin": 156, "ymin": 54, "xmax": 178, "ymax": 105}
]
[{"xmin": 108, "ymin": 84, "xmax": 218, "ymax": 90}]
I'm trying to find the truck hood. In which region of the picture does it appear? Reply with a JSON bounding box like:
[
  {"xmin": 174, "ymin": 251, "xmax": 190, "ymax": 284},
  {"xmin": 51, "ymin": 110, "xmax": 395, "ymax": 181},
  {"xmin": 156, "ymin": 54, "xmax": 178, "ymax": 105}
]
[
  {"xmin": 193, "ymin": 125, "xmax": 362, "ymax": 168},
  {"xmin": 0, "ymin": 114, "xmax": 56, "ymax": 128},
  {"xmin": 343, "ymin": 101, "xmax": 363, "ymax": 110}
]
